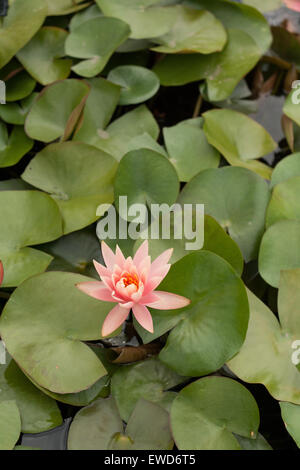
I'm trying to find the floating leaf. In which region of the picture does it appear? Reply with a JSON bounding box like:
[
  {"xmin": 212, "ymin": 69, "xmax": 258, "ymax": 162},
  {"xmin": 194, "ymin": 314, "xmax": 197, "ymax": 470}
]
[
  {"xmin": 163, "ymin": 118, "xmax": 220, "ymax": 182},
  {"xmin": 266, "ymin": 176, "xmax": 300, "ymax": 227},
  {"xmin": 154, "ymin": 29, "xmax": 261, "ymax": 101},
  {"xmin": 178, "ymin": 167, "xmax": 270, "ymax": 262},
  {"xmin": 25, "ymin": 79, "xmax": 90, "ymax": 143},
  {"xmin": 111, "ymin": 358, "xmax": 186, "ymax": 422},
  {"xmin": 271, "ymin": 152, "xmax": 300, "ymax": 188},
  {"xmin": 107, "ymin": 66, "xmax": 160, "ymax": 105},
  {"xmin": 280, "ymin": 402, "xmax": 300, "ymax": 448},
  {"xmin": 22, "ymin": 142, "xmax": 118, "ymax": 234},
  {"xmin": 170, "ymin": 376, "xmax": 259, "ymax": 450},
  {"xmin": 0, "ymin": 123, "xmax": 33, "ymax": 168},
  {"xmin": 65, "ymin": 17, "xmax": 130, "ymax": 77},
  {"xmin": 70, "ymin": 4, "xmax": 103, "ymax": 31},
  {"xmin": 0, "ymin": 401, "xmax": 21, "ymax": 450},
  {"xmin": 186, "ymin": 0, "xmax": 272, "ymax": 54},
  {"xmin": 283, "ymin": 90, "xmax": 300, "ymax": 127},
  {"xmin": 95, "ymin": 0, "xmax": 178, "ymax": 39},
  {"xmin": 68, "ymin": 397, "xmax": 123, "ymax": 450},
  {"xmin": 259, "ymin": 220, "xmax": 300, "ymax": 287},
  {"xmin": 242, "ymin": 0, "xmax": 282, "ymax": 12},
  {"xmin": 46, "ymin": 0, "xmax": 92, "ymax": 16},
  {"xmin": 17, "ymin": 27, "xmax": 72, "ymax": 85},
  {"xmin": 0, "ymin": 0, "xmax": 47, "ymax": 69},
  {"xmin": 0, "ymin": 93, "xmax": 37, "ymax": 125},
  {"xmin": 114, "ymin": 148, "xmax": 179, "ymax": 221},
  {"xmin": 0, "ymin": 354, "xmax": 62, "ymax": 434},
  {"xmin": 0, "ymin": 272, "xmax": 114, "ymax": 394},
  {"xmin": 152, "ymin": 5, "xmax": 226, "ymax": 54},
  {"xmin": 3, "ymin": 71, "xmax": 35, "ymax": 102},
  {"xmin": 203, "ymin": 109, "xmax": 276, "ymax": 179},
  {"xmin": 228, "ymin": 285, "xmax": 300, "ymax": 404},
  {"xmin": 235, "ymin": 433, "xmax": 272, "ymax": 450},
  {"xmin": 0, "ymin": 191, "xmax": 63, "ymax": 287}
]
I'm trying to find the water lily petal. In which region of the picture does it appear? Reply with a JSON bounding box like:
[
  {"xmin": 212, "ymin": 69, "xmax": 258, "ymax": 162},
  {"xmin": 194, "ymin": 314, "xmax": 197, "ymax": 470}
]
[
  {"xmin": 101, "ymin": 241, "xmax": 116, "ymax": 270},
  {"xmin": 150, "ymin": 248, "xmax": 173, "ymax": 275},
  {"xmin": 148, "ymin": 291, "xmax": 190, "ymax": 310},
  {"xmin": 115, "ymin": 245, "xmax": 126, "ymax": 267},
  {"xmin": 93, "ymin": 260, "xmax": 111, "ymax": 278},
  {"xmin": 76, "ymin": 281, "xmax": 114, "ymax": 302},
  {"xmin": 102, "ymin": 304, "xmax": 130, "ymax": 337},
  {"xmin": 132, "ymin": 303, "xmax": 153, "ymax": 333}
]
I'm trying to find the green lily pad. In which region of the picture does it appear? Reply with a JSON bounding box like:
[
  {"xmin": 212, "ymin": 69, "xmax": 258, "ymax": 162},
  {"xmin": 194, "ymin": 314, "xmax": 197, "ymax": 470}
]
[
  {"xmin": 3, "ymin": 70, "xmax": 36, "ymax": 102},
  {"xmin": 0, "ymin": 271, "xmax": 114, "ymax": 394},
  {"xmin": 0, "ymin": 123, "xmax": 33, "ymax": 168},
  {"xmin": 178, "ymin": 167, "xmax": 270, "ymax": 262},
  {"xmin": 68, "ymin": 397, "xmax": 123, "ymax": 450},
  {"xmin": 65, "ymin": 17, "xmax": 130, "ymax": 78},
  {"xmin": 114, "ymin": 148, "xmax": 179, "ymax": 221},
  {"xmin": 76, "ymin": 104, "xmax": 159, "ymax": 161},
  {"xmin": 135, "ymin": 214, "xmax": 243, "ymax": 276},
  {"xmin": 186, "ymin": 0, "xmax": 272, "ymax": 54},
  {"xmin": 228, "ymin": 285, "xmax": 300, "ymax": 404},
  {"xmin": 0, "ymin": 354, "xmax": 62, "ymax": 434},
  {"xmin": 95, "ymin": 0, "xmax": 178, "ymax": 39},
  {"xmin": 136, "ymin": 251, "xmax": 248, "ymax": 376},
  {"xmin": 259, "ymin": 220, "xmax": 300, "ymax": 287},
  {"xmin": 243, "ymin": 0, "xmax": 282, "ymax": 12},
  {"xmin": 111, "ymin": 358, "xmax": 186, "ymax": 422},
  {"xmin": 154, "ymin": 29, "xmax": 261, "ymax": 102},
  {"xmin": 170, "ymin": 376, "xmax": 260, "ymax": 450},
  {"xmin": 17, "ymin": 27, "xmax": 72, "ymax": 85},
  {"xmin": 0, "ymin": 401, "xmax": 21, "ymax": 450},
  {"xmin": 163, "ymin": 118, "xmax": 220, "ymax": 182},
  {"xmin": 73, "ymin": 77, "xmax": 121, "ymax": 144},
  {"xmin": 70, "ymin": 5, "xmax": 103, "ymax": 31},
  {"xmin": 22, "ymin": 142, "xmax": 118, "ymax": 234},
  {"xmin": 0, "ymin": 93, "xmax": 37, "ymax": 125},
  {"xmin": 0, "ymin": 0, "xmax": 47, "ymax": 69},
  {"xmin": 203, "ymin": 109, "xmax": 276, "ymax": 179},
  {"xmin": 280, "ymin": 402, "xmax": 300, "ymax": 448},
  {"xmin": 235, "ymin": 433, "xmax": 272, "ymax": 450},
  {"xmin": 107, "ymin": 66, "xmax": 160, "ymax": 105},
  {"xmin": 0, "ymin": 190, "xmax": 63, "ymax": 287},
  {"xmin": 46, "ymin": 0, "xmax": 92, "ymax": 16},
  {"xmin": 25, "ymin": 79, "xmax": 90, "ymax": 143},
  {"xmin": 152, "ymin": 5, "xmax": 227, "ymax": 54},
  {"xmin": 271, "ymin": 153, "xmax": 300, "ymax": 188},
  {"xmin": 266, "ymin": 176, "xmax": 300, "ymax": 227}
]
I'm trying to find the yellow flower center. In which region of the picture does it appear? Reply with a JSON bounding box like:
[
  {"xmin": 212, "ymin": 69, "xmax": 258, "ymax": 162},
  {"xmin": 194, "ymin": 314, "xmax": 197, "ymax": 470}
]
[{"xmin": 122, "ymin": 273, "xmax": 139, "ymax": 289}]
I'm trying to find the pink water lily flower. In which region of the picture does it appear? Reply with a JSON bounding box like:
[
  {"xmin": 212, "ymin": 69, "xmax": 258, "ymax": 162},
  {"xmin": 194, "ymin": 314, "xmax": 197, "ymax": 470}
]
[
  {"xmin": 284, "ymin": 0, "xmax": 300, "ymax": 11},
  {"xmin": 76, "ymin": 241, "xmax": 190, "ymax": 337}
]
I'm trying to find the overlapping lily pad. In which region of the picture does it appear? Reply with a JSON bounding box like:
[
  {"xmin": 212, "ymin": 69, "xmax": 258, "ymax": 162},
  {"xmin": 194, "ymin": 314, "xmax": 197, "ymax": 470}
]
[
  {"xmin": 136, "ymin": 251, "xmax": 249, "ymax": 376},
  {"xmin": 25, "ymin": 79, "xmax": 90, "ymax": 142},
  {"xmin": 0, "ymin": 0, "xmax": 47, "ymax": 69},
  {"xmin": 203, "ymin": 109, "xmax": 277, "ymax": 179},
  {"xmin": 154, "ymin": 29, "xmax": 261, "ymax": 101},
  {"xmin": 108, "ymin": 66, "xmax": 160, "ymax": 105},
  {"xmin": 283, "ymin": 89, "xmax": 300, "ymax": 127},
  {"xmin": 114, "ymin": 148, "xmax": 179, "ymax": 220},
  {"xmin": 170, "ymin": 376, "xmax": 260, "ymax": 450},
  {"xmin": 46, "ymin": 0, "xmax": 92, "ymax": 16},
  {"xmin": 17, "ymin": 27, "xmax": 72, "ymax": 85},
  {"xmin": 0, "ymin": 271, "xmax": 114, "ymax": 394},
  {"xmin": 178, "ymin": 166, "xmax": 270, "ymax": 261},
  {"xmin": 65, "ymin": 17, "xmax": 131, "ymax": 77},
  {"xmin": 0, "ymin": 401, "xmax": 21, "ymax": 450},
  {"xmin": 0, "ymin": 354, "xmax": 62, "ymax": 433},
  {"xmin": 0, "ymin": 123, "xmax": 33, "ymax": 168},
  {"xmin": 280, "ymin": 402, "xmax": 300, "ymax": 448},
  {"xmin": 22, "ymin": 142, "xmax": 118, "ymax": 234},
  {"xmin": 111, "ymin": 358, "xmax": 186, "ymax": 422},
  {"xmin": 266, "ymin": 176, "xmax": 300, "ymax": 227},
  {"xmin": 0, "ymin": 93, "xmax": 37, "ymax": 125},
  {"xmin": 228, "ymin": 283, "xmax": 300, "ymax": 404},
  {"xmin": 152, "ymin": 6, "xmax": 227, "ymax": 54},
  {"xmin": 271, "ymin": 152, "xmax": 300, "ymax": 188},
  {"xmin": 163, "ymin": 118, "xmax": 220, "ymax": 182},
  {"xmin": 0, "ymin": 190, "xmax": 63, "ymax": 287}
]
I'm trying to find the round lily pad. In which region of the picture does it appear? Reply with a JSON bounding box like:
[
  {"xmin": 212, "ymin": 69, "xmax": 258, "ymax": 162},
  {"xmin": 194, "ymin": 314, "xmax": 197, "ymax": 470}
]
[
  {"xmin": 280, "ymin": 402, "xmax": 300, "ymax": 448},
  {"xmin": 266, "ymin": 176, "xmax": 300, "ymax": 227},
  {"xmin": 259, "ymin": 220, "xmax": 300, "ymax": 287},
  {"xmin": 0, "ymin": 123, "xmax": 33, "ymax": 168},
  {"xmin": 271, "ymin": 152, "xmax": 300, "ymax": 188},
  {"xmin": 114, "ymin": 148, "xmax": 179, "ymax": 221},
  {"xmin": 0, "ymin": 190, "xmax": 63, "ymax": 287},
  {"xmin": 0, "ymin": 354, "xmax": 62, "ymax": 433},
  {"xmin": 170, "ymin": 376, "xmax": 260, "ymax": 450},
  {"xmin": 25, "ymin": 79, "xmax": 90, "ymax": 143},
  {"xmin": 0, "ymin": 271, "xmax": 114, "ymax": 394},
  {"xmin": 108, "ymin": 65, "xmax": 160, "ymax": 105},
  {"xmin": 0, "ymin": 401, "xmax": 21, "ymax": 450},
  {"xmin": 22, "ymin": 142, "xmax": 118, "ymax": 234},
  {"xmin": 0, "ymin": 93, "xmax": 37, "ymax": 126},
  {"xmin": 178, "ymin": 166, "xmax": 270, "ymax": 262}
]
